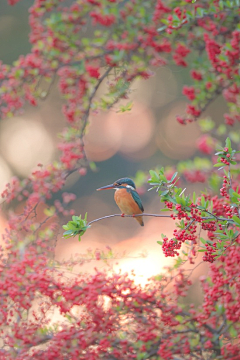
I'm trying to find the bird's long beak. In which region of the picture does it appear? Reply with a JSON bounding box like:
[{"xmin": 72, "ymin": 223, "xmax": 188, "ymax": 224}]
[{"xmin": 96, "ymin": 184, "xmax": 115, "ymax": 191}]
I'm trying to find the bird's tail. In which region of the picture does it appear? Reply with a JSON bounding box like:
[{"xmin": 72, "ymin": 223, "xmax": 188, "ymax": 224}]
[{"xmin": 135, "ymin": 216, "xmax": 144, "ymax": 226}]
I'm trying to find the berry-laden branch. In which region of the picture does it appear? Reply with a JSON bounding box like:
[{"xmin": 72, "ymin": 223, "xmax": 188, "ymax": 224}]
[
  {"xmin": 1, "ymin": 1, "xmax": 240, "ymax": 358},
  {"xmin": 63, "ymin": 138, "xmax": 240, "ymax": 263}
]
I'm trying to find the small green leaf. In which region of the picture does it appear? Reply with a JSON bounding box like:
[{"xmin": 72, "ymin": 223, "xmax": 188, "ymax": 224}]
[
  {"xmin": 170, "ymin": 172, "xmax": 178, "ymax": 183},
  {"xmin": 72, "ymin": 215, "xmax": 79, "ymax": 222},
  {"xmin": 159, "ymin": 174, "xmax": 167, "ymax": 182},
  {"xmin": 157, "ymin": 25, "xmax": 167, "ymax": 32},
  {"xmin": 63, "ymin": 230, "xmax": 74, "ymax": 237},
  {"xmin": 149, "ymin": 170, "xmax": 159, "ymax": 182},
  {"xmin": 229, "ymin": 325, "xmax": 238, "ymax": 338},
  {"xmin": 176, "ymin": 195, "xmax": 182, "ymax": 205},
  {"xmin": 232, "ymin": 215, "xmax": 240, "ymax": 226},
  {"xmin": 226, "ymin": 137, "xmax": 232, "ymax": 152},
  {"xmin": 214, "ymin": 163, "xmax": 224, "ymax": 167}
]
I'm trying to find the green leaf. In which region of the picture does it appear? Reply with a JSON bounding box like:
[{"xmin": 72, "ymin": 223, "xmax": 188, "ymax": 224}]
[
  {"xmin": 229, "ymin": 188, "xmax": 234, "ymax": 197},
  {"xmin": 200, "ymin": 237, "xmax": 206, "ymax": 244},
  {"xmin": 89, "ymin": 162, "xmax": 97, "ymax": 171},
  {"xmin": 63, "ymin": 230, "xmax": 74, "ymax": 237},
  {"xmin": 214, "ymin": 163, "xmax": 224, "ymax": 167},
  {"xmin": 196, "ymin": 7, "xmax": 205, "ymax": 16},
  {"xmin": 176, "ymin": 195, "xmax": 182, "ymax": 205},
  {"xmin": 160, "ymin": 18, "xmax": 169, "ymax": 25},
  {"xmin": 164, "ymin": 195, "xmax": 177, "ymax": 204},
  {"xmin": 226, "ymin": 137, "xmax": 232, "ymax": 152},
  {"xmin": 159, "ymin": 174, "xmax": 167, "ymax": 182},
  {"xmin": 157, "ymin": 26, "xmax": 167, "ymax": 32},
  {"xmin": 170, "ymin": 172, "xmax": 178, "ymax": 183},
  {"xmin": 149, "ymin": 170, "xmax": 159, "ymax": 182},
  {"xmin": 229, "ymin": 325, "xmax": 238, "ymax": 338},
  {"xmin": 67, "ymin": 222, "xmax": 78, "ymax": 230},
  {"xmin": 232, "ymin": 215, "xmax": 240, "ymax": 226}
]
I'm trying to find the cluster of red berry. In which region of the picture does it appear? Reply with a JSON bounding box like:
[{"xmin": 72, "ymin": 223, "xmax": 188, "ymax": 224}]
[
  {"xmin": 220, "ymin": 175, "xmax": 229, "ymax": 198},
  {"xmin": 220, "ymin": 147, "xmax": 231, "ymax": 165},
  {"xmin": 202, "ymin": 242, "xmax": 217, "ymax": 263}
]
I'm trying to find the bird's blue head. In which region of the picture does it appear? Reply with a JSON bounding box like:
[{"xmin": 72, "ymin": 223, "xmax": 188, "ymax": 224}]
[
  {"xmin": 114, "ymin": 178, "xmax": 136, "ymax": 189},
  {"xmin": 96, "ymin": 177, "xmax": 136, "ymax": 191}
]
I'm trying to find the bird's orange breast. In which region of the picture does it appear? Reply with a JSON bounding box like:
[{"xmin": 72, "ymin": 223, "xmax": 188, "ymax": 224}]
[{"xmin": 114, "ymin": 188, "xmax": 142, "ymax": 215}]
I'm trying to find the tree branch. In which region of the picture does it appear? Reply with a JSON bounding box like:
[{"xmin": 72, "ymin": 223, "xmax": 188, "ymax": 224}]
[{"xmin": 87, "ymin": 213, "xmax": 235, "ymax": 226}]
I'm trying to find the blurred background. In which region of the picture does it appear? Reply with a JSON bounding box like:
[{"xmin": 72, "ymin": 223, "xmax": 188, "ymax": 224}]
[{"xmin": 1, "ymin": 1, "xmax": 232, "ymax": 288}]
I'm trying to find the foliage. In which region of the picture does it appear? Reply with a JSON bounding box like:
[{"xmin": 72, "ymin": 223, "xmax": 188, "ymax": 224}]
[
  {"xmin": 147, "ymin": 137, "xmax": 240, "ymax": 262},
  {"xmin": 63, "ymin": 213, "xmax": 89, "ymax": 241},
  {"xmin": 0, "ymin": 0, "xmax": 240, "ymax": 359}
]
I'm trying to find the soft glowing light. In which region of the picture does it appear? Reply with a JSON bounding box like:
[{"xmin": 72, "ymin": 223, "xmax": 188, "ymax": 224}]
[
  {"xmin": 108, "ymin": 102, "xmax": 155, "ymax": 153},
  {"xmin": 0, "ymin": 117, "xmax": 54, "ymax": 176},
  {"xmin": 84, "ymin": 111, "xmax": 122, "ymax": 161},
  {"xmin": 130, "ymin": 67, "xmax": 178, "ymax": 108},
  {"xmin": 0, "ymin": 156, "xmax": 12, "ymax": 193},
  {"xmin": 155, "ymin": 101, "xmax": 201, "ymax": 159},
  {"xmin": 56, "ymin": 217, "xmax": 174, "ymax": 287},
  {"xmin": 113, "ymin": 218, "xmax": 174, "ymax": 285},
  {"xmin": 121, "ymin": 141, "xmax": 157, "ymax": 161},
  {"xmin": 151, "ymin": 67, "xmax": 178, "ymax": 107}
]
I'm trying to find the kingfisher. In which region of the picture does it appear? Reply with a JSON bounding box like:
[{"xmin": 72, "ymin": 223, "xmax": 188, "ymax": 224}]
[{"xmin": 96, "ymin": 177, "xmax": 144, "ymax": 226}]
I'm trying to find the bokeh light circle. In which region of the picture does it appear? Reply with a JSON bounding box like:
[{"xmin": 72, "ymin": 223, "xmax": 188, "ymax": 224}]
[{"xmin": 0, "ymin": 118, "xmax": 54, "ymax": 176}]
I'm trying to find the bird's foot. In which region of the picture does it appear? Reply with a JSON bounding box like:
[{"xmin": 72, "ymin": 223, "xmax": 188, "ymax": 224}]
[{"xmin": 121, "ymin": 213, "xmax": 125, "ymax": 217}]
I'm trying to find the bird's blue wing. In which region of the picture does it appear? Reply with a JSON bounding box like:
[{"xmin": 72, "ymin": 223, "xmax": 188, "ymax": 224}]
[{"xmin": 130, "ymin": 190, "xmax": 144, "ymax": 212}]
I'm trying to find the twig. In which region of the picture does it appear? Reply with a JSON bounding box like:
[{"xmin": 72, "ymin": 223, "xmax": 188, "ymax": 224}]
[
  {"xmin": 223, "ymin": 232, "xmax": 240, "ymax": 253},
  {"xmin": 88, "ymin": 213, "xmax": 173, "ymax": 226},
  {"xmin": 80, "ymin": 66, "xmax": 112, "ymax": 139},
  {"xmin": 185, "ymin": 218, "xmax": 195, "ymax": 231},
  {"xmin": 185, "ymin": 261, "xmax": 204, "ymax": 280},
  {"xmin": 87, "ymin": 213, "xmax": 236, "ymax": 226}
]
